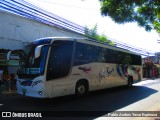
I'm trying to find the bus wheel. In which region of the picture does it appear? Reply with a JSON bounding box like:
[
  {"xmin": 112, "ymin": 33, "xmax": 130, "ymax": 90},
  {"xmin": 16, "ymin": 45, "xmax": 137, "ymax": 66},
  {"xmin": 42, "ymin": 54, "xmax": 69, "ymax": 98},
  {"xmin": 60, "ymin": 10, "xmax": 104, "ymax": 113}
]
[
  {"xmin": 127, "ymin": 77, "xmax": 133, "ymax": 88},
  {"xmin": 75, "ymin": 81, "xmax": 88, "ymax": 96}
]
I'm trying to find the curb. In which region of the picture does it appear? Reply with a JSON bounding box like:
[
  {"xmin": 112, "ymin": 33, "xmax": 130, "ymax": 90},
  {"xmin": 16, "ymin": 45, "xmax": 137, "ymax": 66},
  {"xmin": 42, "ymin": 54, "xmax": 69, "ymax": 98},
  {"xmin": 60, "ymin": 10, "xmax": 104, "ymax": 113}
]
[{"xmin": 142, "ymin": 77, "xmax": 159, "ymax": 81}]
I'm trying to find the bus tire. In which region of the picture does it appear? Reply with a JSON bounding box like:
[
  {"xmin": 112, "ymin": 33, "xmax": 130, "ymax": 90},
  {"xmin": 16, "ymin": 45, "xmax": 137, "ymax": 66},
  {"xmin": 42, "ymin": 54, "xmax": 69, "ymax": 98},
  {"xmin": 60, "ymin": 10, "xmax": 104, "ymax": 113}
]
[
  {"xmin": 75, "ymin": 80, "xmax": 88, "ymax": 96},
  {"xmin": 127, "ymin": 76, "xmax": 133, "ymax": 88}
]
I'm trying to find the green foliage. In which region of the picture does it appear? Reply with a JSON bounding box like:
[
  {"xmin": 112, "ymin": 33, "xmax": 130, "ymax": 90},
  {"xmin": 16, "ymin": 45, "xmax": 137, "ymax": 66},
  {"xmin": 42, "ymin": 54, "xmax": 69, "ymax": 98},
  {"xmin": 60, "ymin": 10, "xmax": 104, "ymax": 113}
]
[
  {"xmin": 84, "ymin": 25, "xmax": 115, "ymax": 45},
  {"xmin": 84, "ymin": 24, "xmax": 98, "ymax": 39},
  {"xmin": 99, "ymin": 0, "xmax": 160, "ymax": 33}
]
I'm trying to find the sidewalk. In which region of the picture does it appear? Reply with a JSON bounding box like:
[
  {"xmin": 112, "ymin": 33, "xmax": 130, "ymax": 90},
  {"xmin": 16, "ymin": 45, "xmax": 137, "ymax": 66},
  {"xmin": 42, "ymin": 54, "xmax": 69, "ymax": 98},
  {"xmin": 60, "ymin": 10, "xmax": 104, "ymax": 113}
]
[
  {"xmin": 0, "ymin": 83, "xmax": 17, "ymax": 96},
  {"xmin": 1, "ymin": 89, "xmax": 17, "ymax": 95},
  {"xmin": 142, "ymin": 77, "xmax": 159, "ymax": 80}
]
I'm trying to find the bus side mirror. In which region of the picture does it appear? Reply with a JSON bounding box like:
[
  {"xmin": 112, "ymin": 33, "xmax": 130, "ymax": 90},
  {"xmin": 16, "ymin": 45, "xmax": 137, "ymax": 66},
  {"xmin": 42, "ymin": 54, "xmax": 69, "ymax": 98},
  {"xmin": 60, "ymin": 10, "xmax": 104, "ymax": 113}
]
[
  {"xmin": 34, "ymin": 45, "xmax": 43, "ymax": 59},
  {"xmin": 7, "ymin": 51, "xmax": 12, "ymax": 60}
]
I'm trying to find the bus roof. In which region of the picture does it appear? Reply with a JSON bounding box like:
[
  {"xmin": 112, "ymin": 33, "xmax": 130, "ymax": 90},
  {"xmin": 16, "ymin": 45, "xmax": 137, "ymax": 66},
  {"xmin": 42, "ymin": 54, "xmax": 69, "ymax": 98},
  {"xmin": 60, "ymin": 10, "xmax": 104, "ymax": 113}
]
[{"xmin": 34, "ymin": 37, "xmax": 141, "ymax": 56}]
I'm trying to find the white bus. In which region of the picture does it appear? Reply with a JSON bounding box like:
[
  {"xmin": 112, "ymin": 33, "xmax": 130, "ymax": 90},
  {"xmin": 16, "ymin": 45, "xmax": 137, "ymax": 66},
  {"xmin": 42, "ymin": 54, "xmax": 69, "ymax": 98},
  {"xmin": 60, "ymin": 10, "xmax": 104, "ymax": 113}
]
[{"xmin": 16, "ymin": 37, "xmax": 142, "ymax": 98}]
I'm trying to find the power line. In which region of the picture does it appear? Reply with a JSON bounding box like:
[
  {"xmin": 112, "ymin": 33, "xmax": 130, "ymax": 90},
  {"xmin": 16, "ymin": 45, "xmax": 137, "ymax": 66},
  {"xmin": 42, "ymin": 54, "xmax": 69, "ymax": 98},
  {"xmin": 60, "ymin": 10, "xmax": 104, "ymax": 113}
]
[{"xmin": 37, "ymin": 0, "xmax": 99, "ymax": 11}]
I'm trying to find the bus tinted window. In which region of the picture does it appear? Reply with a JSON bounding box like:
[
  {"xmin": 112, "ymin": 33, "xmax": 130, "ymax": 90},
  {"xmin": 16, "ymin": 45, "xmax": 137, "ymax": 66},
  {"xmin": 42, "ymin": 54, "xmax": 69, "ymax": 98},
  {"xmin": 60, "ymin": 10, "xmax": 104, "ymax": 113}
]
[
  {"xmin": 74, "ymin": 42, "xmax": 141, "ymax": 65},
  {"xmin": 47, "ymin": 41, "xmax": 74, "ymax": 80},
  {"xmin": 74, "ymin": 43, "xmax": 105, "ymax": 65},
  {"xmin": 131, "ymin": 54, "xmax": 142, "ymax": 65}
]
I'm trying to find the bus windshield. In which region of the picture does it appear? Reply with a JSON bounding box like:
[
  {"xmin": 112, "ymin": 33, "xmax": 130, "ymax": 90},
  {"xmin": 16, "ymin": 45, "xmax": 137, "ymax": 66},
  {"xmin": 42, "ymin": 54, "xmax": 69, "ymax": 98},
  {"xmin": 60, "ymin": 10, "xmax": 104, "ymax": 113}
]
[{"xmin": 17, "ymin": 40, "xmax": 50, "ymax": 78}]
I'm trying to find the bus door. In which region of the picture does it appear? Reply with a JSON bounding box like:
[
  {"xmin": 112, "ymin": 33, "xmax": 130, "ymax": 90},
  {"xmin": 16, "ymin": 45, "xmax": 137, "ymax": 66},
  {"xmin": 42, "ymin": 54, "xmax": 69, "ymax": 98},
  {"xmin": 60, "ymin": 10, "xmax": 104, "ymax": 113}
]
[{"xmin": 46, "ymin": 41, "xmax": 74, "ymax": 97}]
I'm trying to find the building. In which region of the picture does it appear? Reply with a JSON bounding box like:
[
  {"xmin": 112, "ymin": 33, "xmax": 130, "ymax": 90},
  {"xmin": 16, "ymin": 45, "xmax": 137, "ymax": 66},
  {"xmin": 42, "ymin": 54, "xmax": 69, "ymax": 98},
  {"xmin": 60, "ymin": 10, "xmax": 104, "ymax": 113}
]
[{"xmin": 0, "ymin": 0, "xmax": 87, "ymax": 50}]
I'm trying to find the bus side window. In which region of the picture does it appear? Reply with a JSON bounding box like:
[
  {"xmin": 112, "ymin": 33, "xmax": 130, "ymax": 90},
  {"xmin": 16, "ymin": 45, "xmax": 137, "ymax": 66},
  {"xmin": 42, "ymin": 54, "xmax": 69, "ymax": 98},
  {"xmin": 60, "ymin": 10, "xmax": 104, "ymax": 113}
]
[
  {"xmin": 74, "ymin": 43, "xmax": 90, "ymax": 66},
  {"xmin": 46, "ymin": 42, "xmax": 73, "ymax": 80}
]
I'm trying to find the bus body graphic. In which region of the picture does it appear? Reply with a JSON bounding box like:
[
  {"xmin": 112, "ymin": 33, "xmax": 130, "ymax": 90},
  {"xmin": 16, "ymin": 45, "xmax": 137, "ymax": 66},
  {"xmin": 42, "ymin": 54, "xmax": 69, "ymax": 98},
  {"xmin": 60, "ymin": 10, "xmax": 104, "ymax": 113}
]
[
  {"xmin": 78, "ymin": 66, "xmax": 91, "ymax": 73},
  {"xmin": 116, "ymin": 65, "xmax": 141, "ymax": 80}
]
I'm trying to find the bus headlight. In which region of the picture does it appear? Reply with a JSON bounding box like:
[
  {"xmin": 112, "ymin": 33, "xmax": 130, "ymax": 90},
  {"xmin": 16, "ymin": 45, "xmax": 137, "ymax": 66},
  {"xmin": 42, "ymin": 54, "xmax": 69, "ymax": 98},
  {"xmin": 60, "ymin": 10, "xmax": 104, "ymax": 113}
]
[
  {"xmin": 38, "ymin": 91, "xmax": 42, "ymax": 95},
  {"xmin": 32, "ymin": 80, "xmax": 43, "ymax": 87}
]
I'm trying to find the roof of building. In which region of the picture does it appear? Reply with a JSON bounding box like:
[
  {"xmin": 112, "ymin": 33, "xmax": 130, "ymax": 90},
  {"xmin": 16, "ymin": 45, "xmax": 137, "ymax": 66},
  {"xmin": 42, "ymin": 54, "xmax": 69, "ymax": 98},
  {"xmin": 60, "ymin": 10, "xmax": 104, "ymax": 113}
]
[
  {"xmin": 0, "ymin": 0, "xmax": 85, "ymax": 34},
  {"xmin": 0, "ymin": 0, "xmax": 155, "ymax": 56}
]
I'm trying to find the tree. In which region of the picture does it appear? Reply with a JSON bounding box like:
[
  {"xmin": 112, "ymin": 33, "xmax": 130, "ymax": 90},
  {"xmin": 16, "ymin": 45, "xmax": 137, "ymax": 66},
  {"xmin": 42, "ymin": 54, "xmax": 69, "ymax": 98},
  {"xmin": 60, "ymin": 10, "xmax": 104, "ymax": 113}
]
[
  {"xmin": 84, "ymin": 25, "xmax": 115, "ymax": 45},
  {"xmin": 99, "ymin": 0, "xmax": 160, "ymax": 33},
  {"xmin": 84, "ymin": 24, "xmax": 98, "ymax": 39}
]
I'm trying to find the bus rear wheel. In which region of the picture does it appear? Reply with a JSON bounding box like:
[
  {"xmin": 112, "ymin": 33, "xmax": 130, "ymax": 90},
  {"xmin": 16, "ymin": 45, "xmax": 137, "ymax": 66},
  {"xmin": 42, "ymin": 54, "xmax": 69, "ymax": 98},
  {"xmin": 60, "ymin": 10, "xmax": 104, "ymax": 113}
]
[{"xmin": 75, "ymin": 81, "xmax": 88, "ymax": 96}]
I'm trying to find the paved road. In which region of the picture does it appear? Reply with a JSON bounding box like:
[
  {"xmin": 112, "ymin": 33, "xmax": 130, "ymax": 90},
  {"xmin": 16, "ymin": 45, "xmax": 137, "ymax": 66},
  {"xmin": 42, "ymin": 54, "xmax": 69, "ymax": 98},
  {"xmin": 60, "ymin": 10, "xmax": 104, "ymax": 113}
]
[{"xmin": 0, "ymin": 79, "xmax": 160, "ymax": 119}]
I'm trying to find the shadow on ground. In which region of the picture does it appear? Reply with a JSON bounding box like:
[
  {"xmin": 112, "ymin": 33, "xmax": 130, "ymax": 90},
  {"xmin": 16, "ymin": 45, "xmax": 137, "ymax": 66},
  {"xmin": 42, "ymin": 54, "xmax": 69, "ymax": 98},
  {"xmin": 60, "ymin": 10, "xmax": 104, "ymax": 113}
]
[{"xmin": 0, "ymin": 85, "xmax": 158, "ymax": 119}]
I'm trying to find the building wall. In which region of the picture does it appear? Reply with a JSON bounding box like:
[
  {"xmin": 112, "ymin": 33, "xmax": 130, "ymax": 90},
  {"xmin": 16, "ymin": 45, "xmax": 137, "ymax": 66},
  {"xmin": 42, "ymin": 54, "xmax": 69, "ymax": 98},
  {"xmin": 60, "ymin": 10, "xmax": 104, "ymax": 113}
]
[{"xmin": 0, "ymin": 11, "xmax": 86, "ymax": 50}]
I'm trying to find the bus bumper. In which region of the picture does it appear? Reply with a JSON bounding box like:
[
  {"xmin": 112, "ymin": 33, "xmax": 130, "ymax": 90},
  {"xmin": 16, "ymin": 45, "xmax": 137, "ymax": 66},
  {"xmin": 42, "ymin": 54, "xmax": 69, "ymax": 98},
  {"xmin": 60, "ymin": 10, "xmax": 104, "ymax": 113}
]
[{"xmin": 16, "ymin": 82, "xmax": 47, "ymax": 98}]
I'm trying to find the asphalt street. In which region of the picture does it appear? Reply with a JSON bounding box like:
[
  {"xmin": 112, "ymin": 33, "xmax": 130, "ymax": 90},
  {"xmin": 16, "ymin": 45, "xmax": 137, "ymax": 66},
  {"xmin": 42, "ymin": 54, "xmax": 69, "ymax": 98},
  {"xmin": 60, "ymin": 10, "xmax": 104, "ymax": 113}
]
[{"xmin": 0, "ymin": 78, "xmax": 160, "ymax": 120}]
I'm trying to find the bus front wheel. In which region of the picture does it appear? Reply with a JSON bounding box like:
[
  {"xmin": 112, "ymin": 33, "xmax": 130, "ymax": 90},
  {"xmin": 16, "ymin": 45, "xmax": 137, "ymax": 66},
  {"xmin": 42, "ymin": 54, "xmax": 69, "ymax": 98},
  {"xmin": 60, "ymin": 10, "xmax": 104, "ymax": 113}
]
[
  {"xmin": 75, "ymin": 81, "xmax": 88, "ymax": 96},
  {"xmin": 127, "ymin": 77, "xmax": 133, "ymax": 88}
]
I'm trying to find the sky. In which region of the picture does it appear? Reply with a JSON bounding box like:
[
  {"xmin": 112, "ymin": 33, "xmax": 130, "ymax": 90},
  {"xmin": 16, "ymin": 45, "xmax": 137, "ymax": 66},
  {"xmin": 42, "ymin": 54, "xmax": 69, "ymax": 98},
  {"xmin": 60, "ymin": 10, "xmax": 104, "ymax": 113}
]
[{"xmin": 29, "ymin": 0, "xmax": 160, "ymax": 53}]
